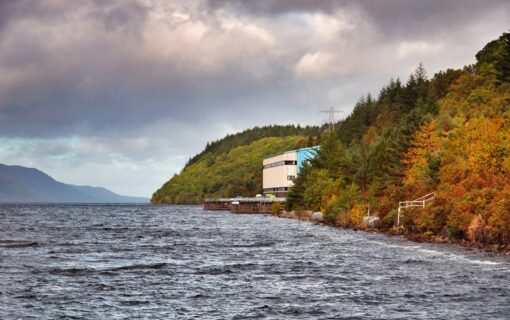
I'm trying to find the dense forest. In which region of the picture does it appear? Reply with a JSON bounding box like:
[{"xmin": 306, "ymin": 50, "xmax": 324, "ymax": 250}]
[
  {"xmin": 287, "ymin": 32, "xmax": 510, "ymax": 245},
  {"xmin": 151, "ymin": 125, "xmax": 320, "ymax": 204}
]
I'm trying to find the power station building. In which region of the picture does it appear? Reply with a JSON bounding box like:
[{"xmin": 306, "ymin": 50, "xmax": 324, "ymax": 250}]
[{"xmin": 262, "ymin": 147, "xmax": 318, "ymax": 197}]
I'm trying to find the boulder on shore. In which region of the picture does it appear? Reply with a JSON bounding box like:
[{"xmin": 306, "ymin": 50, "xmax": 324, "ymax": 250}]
[
  {"xmin": 363, "ymin": 216, "xmax": 380, "ymax": 227},
  {"xmin": 311, "ymin": 212, "xmax": 323, "ymax": 221}
]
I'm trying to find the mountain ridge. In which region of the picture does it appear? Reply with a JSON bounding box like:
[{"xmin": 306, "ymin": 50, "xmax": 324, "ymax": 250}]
[{"xmin": 0, "ymin": 164, "xmax": 148, "ymax": 203}]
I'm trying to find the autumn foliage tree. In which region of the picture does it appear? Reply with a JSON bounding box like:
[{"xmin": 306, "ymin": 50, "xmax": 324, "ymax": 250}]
[
  {"xmin": 437, "ymin": 118, "xmax": 510, "ymax": 242},
  {"xmin": 402, "ymin": 120, "xmax": 443, "ymax": 194}
]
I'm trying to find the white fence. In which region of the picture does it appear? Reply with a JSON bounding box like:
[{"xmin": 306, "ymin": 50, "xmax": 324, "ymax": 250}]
[{"xmin": 397, "ymin": 192, "xmax": 436, "ymax": 227}]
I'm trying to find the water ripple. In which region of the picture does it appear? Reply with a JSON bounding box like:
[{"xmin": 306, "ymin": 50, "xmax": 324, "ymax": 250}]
[{"xmin": 0, "ymin": 204, "xmax": 509, "ymax": 319}]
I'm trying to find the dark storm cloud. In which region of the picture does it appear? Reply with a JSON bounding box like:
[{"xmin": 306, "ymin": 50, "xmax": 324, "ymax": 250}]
[
  {"xmin": 0, "ymin": 0, "xmax": 296, "ymax": 137},
  {"xmin": 0, "ymin": 0, "xmax": 152, "ymax": 136},
  {"xmin": 207, "ymin": 0, "xmax": 507, "ymax": 20},
  {"xmin": 207, "ymin": 0, "xmax": 510, "ymax": 38},
  {"xmin": 0, "ymin": 0, "xmax": 148, "ymax": 31}
]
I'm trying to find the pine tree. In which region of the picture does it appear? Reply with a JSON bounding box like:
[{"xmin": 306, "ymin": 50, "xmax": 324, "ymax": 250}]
[{"xmin": 496, "ymin": 32, "xmax": 510, "ymax": 84}]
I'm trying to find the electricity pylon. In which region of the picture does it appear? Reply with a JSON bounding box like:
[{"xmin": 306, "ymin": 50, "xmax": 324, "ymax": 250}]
[{"xmin": 320, "ymin": 107, "xmax": 342, "ymax": 131}]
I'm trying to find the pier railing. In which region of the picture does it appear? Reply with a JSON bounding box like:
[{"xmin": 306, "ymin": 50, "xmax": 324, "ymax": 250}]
[{"xmin": 204, "ymin": 197, "xmax": 286, "ymax": 203}]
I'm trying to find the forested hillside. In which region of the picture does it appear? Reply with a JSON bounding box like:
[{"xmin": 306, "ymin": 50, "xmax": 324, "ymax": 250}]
[
  {"xmin": 186, "ymin": 125, "xmax": 320, "ymax": 166},
  {"xmin": 152, "ymin": 32, "xmax": 510, "ymax": 245},
  {"xmin": 287, "ymin": 32, "xmax": 510, "ymax": 245},
  {"xmin": 152, "ymin": 125, "xmax": 320, "ymax": 204}
]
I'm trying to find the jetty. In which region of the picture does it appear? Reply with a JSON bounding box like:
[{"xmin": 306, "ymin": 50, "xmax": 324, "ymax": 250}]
[{"xmin": 203, "ymin": 197, "xmax": 285, "ymax": 214}]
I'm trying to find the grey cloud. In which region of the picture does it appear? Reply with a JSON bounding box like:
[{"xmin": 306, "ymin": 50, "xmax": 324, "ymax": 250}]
[
  {"xmin": 0, "ymin": 0, "xmax": 509, "ymax": 196},
  {"xmin": 0, "ymin": 0, "xmax": 296, "ymax": 137},
  {"xmin": 207, "ymin": 0, "xmax": 340, "ymax": 15},
  {"xmin": 2, "ymin": 0, "xmax": 508, "ymax": 138},
  {"xmin": 207, "ymin": 0, "xmax": 510, "ymax": 38}
]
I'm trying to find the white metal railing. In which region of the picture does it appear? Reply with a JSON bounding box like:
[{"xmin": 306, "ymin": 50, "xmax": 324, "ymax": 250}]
[
  {"xmin": 204, "ymin": 198, "xmax": 234, "ymax": 202},
  {"xmin": 397, "ymin": 192, "xmax": 436, "ymax": 227}
]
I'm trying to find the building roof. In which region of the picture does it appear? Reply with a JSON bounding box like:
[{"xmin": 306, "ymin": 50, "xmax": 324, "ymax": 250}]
[{"xmin": 263, "ymin": 146, "xmax": 320, "ymax": 161}]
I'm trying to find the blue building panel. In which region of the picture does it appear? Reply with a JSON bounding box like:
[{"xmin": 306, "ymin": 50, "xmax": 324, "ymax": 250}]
[{"xmin": 296, "ymin": 146, "xmax": 319, "ymax": 174}]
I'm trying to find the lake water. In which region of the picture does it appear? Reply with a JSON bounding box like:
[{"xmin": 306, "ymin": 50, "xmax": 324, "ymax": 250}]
[{"xmin": 1, "ymin": 204, "xmax": 509, "ymax": 319}]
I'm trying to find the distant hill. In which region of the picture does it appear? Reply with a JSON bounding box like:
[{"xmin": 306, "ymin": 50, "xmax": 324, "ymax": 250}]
[
  {"xmin": 152, "ymin": 125, "xmax": 320, "ymax": 204},
  {"xmin": 0, "ymin": 164, "xmax": 148, "ymax": 203},
  {"xmin": 185, "ymin": 125, "xmax": 320, "ymax": 167}
]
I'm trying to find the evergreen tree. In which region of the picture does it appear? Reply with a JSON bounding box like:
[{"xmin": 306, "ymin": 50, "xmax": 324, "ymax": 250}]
[{"xmin": 497, "ymin": 32, "xmax": 510, "ymax": 84}]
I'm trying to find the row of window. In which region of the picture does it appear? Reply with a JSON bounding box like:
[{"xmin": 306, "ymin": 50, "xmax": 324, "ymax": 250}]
[
  {"xmin": 263, "ymin": 187, "xmax": 289, "ymax": 192},
  {"xmin": 263, "ymin": 160, "xmax": 297, "ymax": 169}
]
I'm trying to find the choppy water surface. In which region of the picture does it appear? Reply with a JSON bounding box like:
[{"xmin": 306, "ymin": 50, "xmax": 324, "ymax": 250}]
[{"xmin": 1, "ymin": 205, "xmax": 509, "ymax": 319}]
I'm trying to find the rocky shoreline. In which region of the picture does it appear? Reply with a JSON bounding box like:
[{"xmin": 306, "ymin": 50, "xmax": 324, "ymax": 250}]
[{"xmin": 274, "ymin": 210, "xmax": 510, "ymax": 256}]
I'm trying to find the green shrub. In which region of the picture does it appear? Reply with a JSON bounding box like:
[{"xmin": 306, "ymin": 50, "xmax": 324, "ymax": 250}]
[
  {"xmin": 447, "ymin": 228, "xmax": 464, "ymax": 240},
  {"xmin": 381, "ymin": 209, "xmax": 398, "ymax": 229}
]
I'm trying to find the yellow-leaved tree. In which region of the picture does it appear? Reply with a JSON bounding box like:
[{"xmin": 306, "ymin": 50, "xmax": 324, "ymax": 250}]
[
  {"xmin": 438, "ymin": 117, "xmax": 510, "ymax": 242},
  {"xmin": 402, "ymin": 120, "xmax": 443, "ymax": 193}
]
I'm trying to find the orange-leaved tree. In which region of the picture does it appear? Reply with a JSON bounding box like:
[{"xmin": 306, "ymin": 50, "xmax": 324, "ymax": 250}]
[{"xmin": 438, "ymin": 117, "xmax": 510, "ymax": 242}]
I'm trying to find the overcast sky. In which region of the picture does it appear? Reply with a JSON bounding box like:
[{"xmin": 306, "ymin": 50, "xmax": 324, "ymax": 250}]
[{"xmin": 0, "ymin": 0, "xmax": 509, "ymax": 197}]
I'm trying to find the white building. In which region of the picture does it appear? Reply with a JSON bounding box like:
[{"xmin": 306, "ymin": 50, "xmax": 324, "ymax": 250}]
[{"xmin": 262, "ymin": 147, "xmax": 317, "ymax": 197}]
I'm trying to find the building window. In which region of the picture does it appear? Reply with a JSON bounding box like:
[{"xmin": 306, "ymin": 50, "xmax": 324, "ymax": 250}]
[
  {"xmin": 287, "ymin": 175, "xmax": 295, "ymax": 181},
  {"xmin": 263, "ymin": 187, "xmax": 290, "ymax": 194},
  {"xmin": 263, "ymin": 160, "xmax": 297, "ymax": 169}
]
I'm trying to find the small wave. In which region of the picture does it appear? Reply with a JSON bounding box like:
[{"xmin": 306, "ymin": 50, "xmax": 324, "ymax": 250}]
[
  {"xmin": 416, "ymin": 248, "xmax": 446, "ymax": 256},
  {"xmin": 15, "ymin": 294, "xmax": 37, "ymax": 299},
  {"xmin": 406, "ymin": 247, "xmax": 505, "ymax": 267},
  {"xmin": 111, "ymin": 262, "xmax": 167, "ymax": 271},
  {"xmin": 0, "ymin": 240, "xmax": 38, "ymax": 248},
  {"xmin": 120, "ymin": 300, "xmax": 150, "ymax": 306},
  {"xmin": 195, "ymin": 266, "xmax": 235, "ymax": 275},
  {"xmin": 403, "ymin": 258, "xmax": 428, "ymax": 265},
  {"xmin": 229, "ymin": 241, "xmax": 276, "ymax": 248},
  {"xmin": 462, "ymin": 259, "xmax": 502, "ymax": 266},
  {"xmin": 47, "ymin": 262, "xmax": 168, "ymax": 276},
  {"xmin": 48, "ymin": 267, "xmax": 94, "ymax": 276}
]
